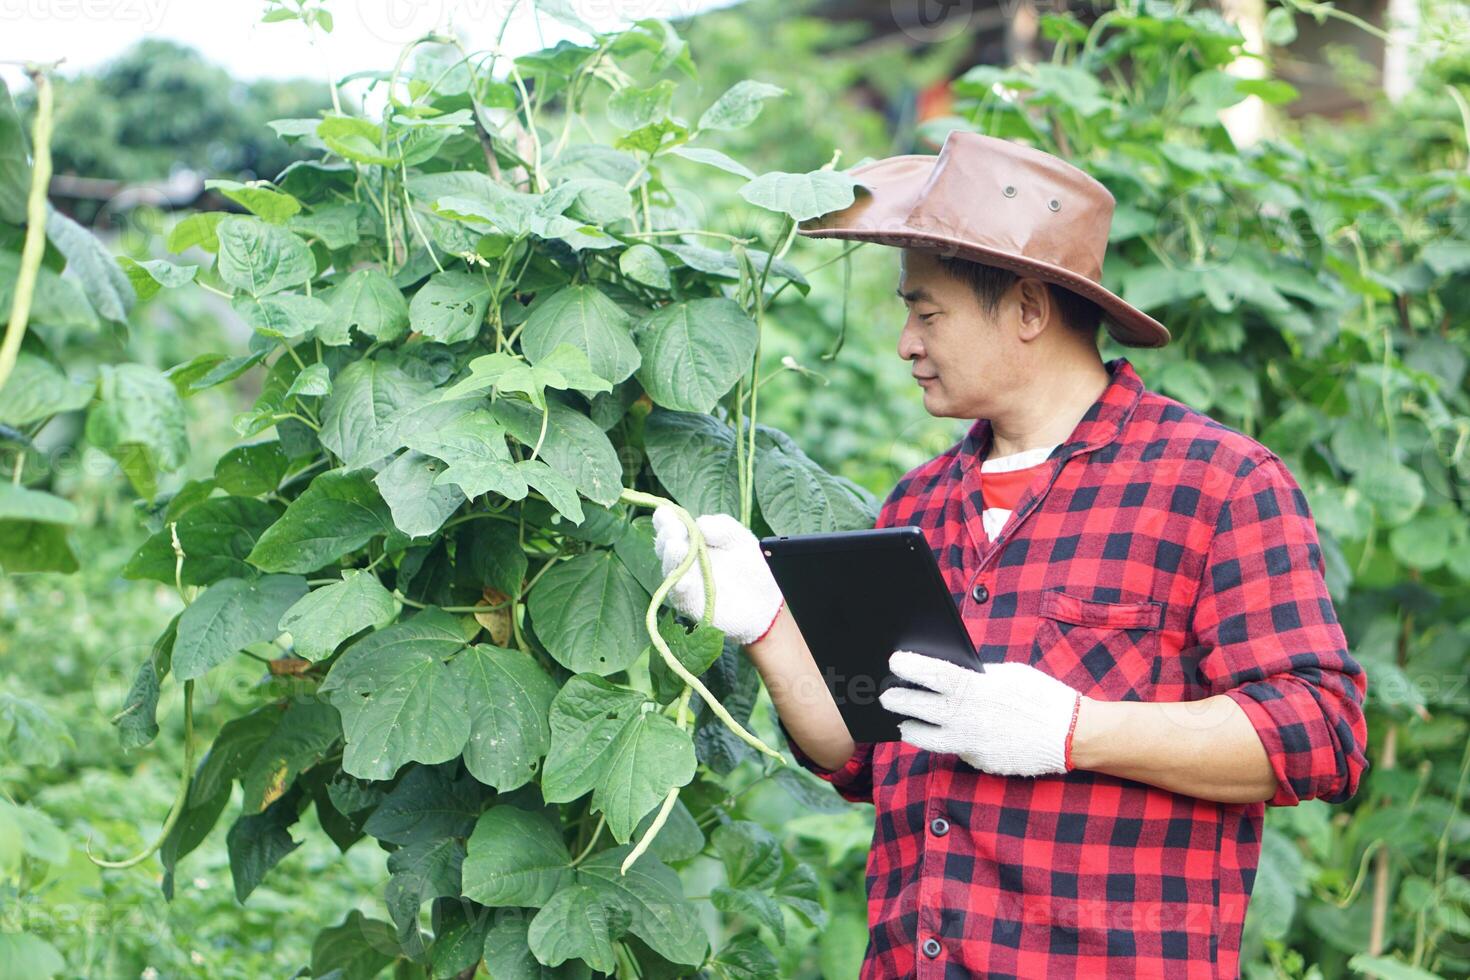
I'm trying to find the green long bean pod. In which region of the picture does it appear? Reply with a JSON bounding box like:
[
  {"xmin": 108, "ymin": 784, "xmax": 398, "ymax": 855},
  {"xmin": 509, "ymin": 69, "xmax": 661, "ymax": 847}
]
[{"xmin": 620, "ymin": 488, "xmax": 783, "ymax": 763}]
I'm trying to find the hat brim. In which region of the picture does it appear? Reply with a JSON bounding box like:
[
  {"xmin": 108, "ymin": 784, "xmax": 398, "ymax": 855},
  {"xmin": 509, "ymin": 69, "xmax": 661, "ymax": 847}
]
[{"xmin": 794, "ymin": 147, "xmax": 1170, "ymax": 348}]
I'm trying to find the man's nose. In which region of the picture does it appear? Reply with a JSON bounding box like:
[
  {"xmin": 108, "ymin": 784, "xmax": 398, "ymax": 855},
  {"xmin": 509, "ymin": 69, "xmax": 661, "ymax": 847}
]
[{"xmin": 898, "ymin": 319, "xmax": 922, "ymax": 361}]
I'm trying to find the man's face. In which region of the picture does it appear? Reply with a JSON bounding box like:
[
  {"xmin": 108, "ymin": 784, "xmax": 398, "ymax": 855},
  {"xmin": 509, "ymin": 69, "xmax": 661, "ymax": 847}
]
[{"xmin": 896, "ymin": 247, "xmax": 1029, "ymax": 420}]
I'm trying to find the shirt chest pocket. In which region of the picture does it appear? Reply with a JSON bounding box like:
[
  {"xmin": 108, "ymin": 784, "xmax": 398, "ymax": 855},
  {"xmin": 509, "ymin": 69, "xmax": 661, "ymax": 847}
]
[{"xmin": 1027, "ymin": 589, "xmax": 1165, "ymax": 702}]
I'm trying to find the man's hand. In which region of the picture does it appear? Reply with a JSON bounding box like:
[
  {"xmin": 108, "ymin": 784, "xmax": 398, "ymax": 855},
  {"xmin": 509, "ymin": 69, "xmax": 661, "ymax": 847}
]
[
  {"xmin": 878, "ymin": 651, "xmax": 1083, "ymax": 777},
  {"xmin": 651, "ymin": 506, "xmax": 785, "ymax": 647}
]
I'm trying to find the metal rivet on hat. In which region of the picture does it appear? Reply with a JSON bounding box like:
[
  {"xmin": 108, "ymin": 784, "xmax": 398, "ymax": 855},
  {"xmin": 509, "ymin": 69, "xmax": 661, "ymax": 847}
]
[
  {"xmin": 1048, "ymin": 199, "xmax": 1061, "ymax": 211},
  {"xmin": 1002, "ymin": 185, "xmax": 1016, "ymax": 197}
]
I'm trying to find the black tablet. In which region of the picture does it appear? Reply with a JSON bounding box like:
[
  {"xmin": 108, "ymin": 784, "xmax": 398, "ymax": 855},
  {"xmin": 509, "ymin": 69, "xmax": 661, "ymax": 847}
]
[{"xmin": 759, "ymin": 525, "xmax": 982, "ymax": 743}]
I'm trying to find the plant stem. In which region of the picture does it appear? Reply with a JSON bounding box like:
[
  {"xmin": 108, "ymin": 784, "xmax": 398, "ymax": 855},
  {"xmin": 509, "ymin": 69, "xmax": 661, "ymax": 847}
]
[
  {"xmin": 0, "ymin": 66, "xmax": 55, "ymax": 395},
  {"xmin": 86, "ymin": 679, "xmax": 196, "ymax": 868},
  {"xmin": 570, "ymin": 813, "xmax": 606, "ymax": 866}
]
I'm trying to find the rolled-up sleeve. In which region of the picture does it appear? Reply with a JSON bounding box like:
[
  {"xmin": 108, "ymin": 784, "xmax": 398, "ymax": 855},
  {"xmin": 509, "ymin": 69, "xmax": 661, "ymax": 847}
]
[
  {"xmin": 777, "ymin": 714, "xmax": 877, "ymax": 804},
  {"xmin": 1191, "ymin": 453, "xmax": 1369, "ymax": 807}
]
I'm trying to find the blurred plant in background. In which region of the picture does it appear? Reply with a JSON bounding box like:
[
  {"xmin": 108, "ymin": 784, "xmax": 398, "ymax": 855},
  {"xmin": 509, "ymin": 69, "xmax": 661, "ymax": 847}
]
[{"xmin": 2, "ymin": 0, "xmax": 1468, "ymax": 977}]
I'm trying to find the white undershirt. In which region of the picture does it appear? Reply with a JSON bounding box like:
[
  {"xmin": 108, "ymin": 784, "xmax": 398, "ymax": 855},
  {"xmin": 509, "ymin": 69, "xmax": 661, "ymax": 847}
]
[{"xmin": 979, "ymin": 443, "xmax": 1060, "ymax": 542}]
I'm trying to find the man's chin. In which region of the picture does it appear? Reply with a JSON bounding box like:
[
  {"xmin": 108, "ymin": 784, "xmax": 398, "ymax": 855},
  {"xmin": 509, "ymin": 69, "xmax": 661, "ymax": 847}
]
[{"xmin": 920, "ymin": 389, "xmax": 956, "ymax": 418}]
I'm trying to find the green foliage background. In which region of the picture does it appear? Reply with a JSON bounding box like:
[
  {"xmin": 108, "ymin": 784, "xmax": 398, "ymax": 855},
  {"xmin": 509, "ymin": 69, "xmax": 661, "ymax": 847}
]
[{"xmin": 2, "ymin": 1, "xmax": 1469, "ymax": 978}]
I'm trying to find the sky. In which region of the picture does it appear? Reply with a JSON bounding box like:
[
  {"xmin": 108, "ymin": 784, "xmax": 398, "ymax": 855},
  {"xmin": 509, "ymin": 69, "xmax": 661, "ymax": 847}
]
[{"xmin": 1, "ymin": 0, "xmax": 740, "ymax": 90}]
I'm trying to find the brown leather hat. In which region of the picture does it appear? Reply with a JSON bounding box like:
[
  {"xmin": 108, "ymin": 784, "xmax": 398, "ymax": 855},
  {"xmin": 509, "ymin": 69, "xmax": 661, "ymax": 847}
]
[{"xmin": 796, "ymin": 130, "xmax": 1170, "ymax": 348}]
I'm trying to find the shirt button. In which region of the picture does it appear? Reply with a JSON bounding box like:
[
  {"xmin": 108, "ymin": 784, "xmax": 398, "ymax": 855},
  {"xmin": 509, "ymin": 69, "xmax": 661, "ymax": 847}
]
[
  {"xmin": 922, "ymin": 937, "xmax": 942, "ymax": 958},
  {"xmin": 930, "ymin": 816, "xmax": 950, "ymax": 836},
  {"xmin": 971, "ymin": 583, "xmax": 989, "ymax": 604}
]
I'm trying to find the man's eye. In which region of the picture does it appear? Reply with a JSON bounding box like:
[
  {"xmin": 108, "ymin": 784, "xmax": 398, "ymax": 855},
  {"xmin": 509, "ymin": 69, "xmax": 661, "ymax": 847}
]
[{"xmin": 919, "ymin": 312, "xmax": 939, "ymax": 321}]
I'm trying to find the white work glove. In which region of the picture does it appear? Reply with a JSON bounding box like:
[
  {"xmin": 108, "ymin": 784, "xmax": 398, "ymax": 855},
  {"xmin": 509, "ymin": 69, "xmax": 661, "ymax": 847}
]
[
  {"xmin": 651, "ymin": 505, "xmax": 785, "ymax": 647},
  {"xmin": 878, "ymin": 651, "xmax": 1084, "ymax": 776}
]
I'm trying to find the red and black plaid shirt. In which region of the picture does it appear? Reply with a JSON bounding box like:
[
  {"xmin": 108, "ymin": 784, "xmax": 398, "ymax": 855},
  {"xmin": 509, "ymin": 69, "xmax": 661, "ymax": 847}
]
[{"xmin": 778, "ymin": 356, "xmax": 1368, "ymax": 978}]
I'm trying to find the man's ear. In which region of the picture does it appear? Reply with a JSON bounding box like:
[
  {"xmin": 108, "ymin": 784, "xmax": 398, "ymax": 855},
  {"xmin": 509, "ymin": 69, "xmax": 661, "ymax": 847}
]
[{"xmin": 1015, "ymin": 278, "xmax": 1051, "ymax": 342}]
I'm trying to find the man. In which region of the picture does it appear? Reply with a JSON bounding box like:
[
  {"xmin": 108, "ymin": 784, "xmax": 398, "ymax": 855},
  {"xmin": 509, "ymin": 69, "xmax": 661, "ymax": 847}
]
[{"xmin": 651, "ymin": 131, "xmax": 1368, "ymax": 978}]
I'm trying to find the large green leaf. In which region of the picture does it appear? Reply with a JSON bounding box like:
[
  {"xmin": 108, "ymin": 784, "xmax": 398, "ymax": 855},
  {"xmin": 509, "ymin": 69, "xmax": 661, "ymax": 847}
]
[
  {"xmin": 711, "ymin": 886, "xmax": 785, "ymax": 945},
  {"xmin": 740, "ymin": 169, "xmax": 860, "ymax": 222},
  {"xmin": 405, "ymin": 409, "xmax": 526, "ymax": 501},
  {"xmin": 0, "ymin": 484, "xmax": 78, "ymax": 525},
  {"xmin": 0, "ymin": 251, "xmax": 98, "ymax": 331},
  {"xmin": 215, "ymin": 215, "xmax": 316, "ymax": 297},
  {"xmin": 634, "ymin": 297, "xmax": 757, "ymax": 413},
  {"xmin": 697, "ymin": 80, "xmax": 786, "ymax": 132},
  {"xmin": 317, "ymin": 115, "xmax": 397, "ymax": 166},
  {"xmin": 319, "ymin": 358, "xmax": 433, "ymax": 469},
  {"xmin": 0, "ymin": 351, "xmax": 92, "ymax": 426},
  {"xmin": 226, "ymin": 784, "xmax": 304, "ymax": 901},
  {"xmin": 318, "ymin": 609, "xmax": 473, "ymax": 779},
  {"xmin": 754, "ymin": 424, "xmax": 877, "ymax": 534},
  {"xmin": 191, "ymin": 706, "xmax": 279, "ymax": 805},
  {"xmin": 643, "ymin": 409, "xmax": 742, "ymax": 518},
  {"xmin": 0, "ymin": 520, "xmax": 76, "ymax": 573},
  {"xmin": 421, "ymin": 859, "xmax": 490, "ymax": 968},
  {"xmin": 575, "ymin": 846, "xmax": 707, "ymax": 965},
  {"xmin": 609, "ymin": 79, "xmax": 676, "ymax": 131},
  {"xmin": 361, "ymin": 764, "xmax": 482, "ymax": 845},
  {"xmin": 454, "ymin": 519, "xmax": 527, "ymax": 597},
  {"xmin": 205, "ymin": 178, "xmax": 302, "ymax": 223},
  {"xmin": 46, "ymin": 207, "xmax": 134, "ymax": 322},
  {"xmin": 232, "ymin": 292, "xmax": 331, "ymax": 340},
  {"xmin": 712, "ymin": 820, "xmax": 783, "ymax": 889},
  {"xmin": 462, "ymin": 805, "xmax": 573, "ymax": 907},
  {"xmin": 518, "ymin": 284, "xmax": 641, "ymax": 385},
  {"xmin": 518, "ymin": 459, "xmax": 586, "ymax": 523},
  {"xmin": 592, "ymin": 708, "xmax": 696, "ymax": 844},
  {"xmin": 1354, "ymin": 462, "xmax": 1424, "ymax": 528},
  {"xmin": 631, "ymin": 797, "xmax": 705, "ymax": 864},
  {"xmin": 166, "ymin": 212, "xmax": 225, "ymax": 253},
  {"xmin": 492, "ymin": 397, "xmax": 624, "ymax": 507},
  {"xmin": 172, "ymin": 574, "xmax": 308, "ymax": 680},
  {"xmin": 458, "ymin": 644, "xmax": 559, "ymax": 791},
  {"xmin": 288, "ymin": 202, "xmax": 364, "ymax": 250},
  {"xmin": 114, "ymin": 616, "xmax": 175, "ymax": 750},
  {"xmin": 0, "ymin": 78, "xmax": 29, "ymax": 223},
  {"xmin": 246, "ymin": 468, "xmax": 396, "ymax": 573},
  {"xmin": 386, "ymin": 835, "xmax": 466, "ymax": 954},
  {"xmin": 311, "ymin": 911, "xmax": 398, "ymax": 980},
  {"xmin": 324, "ymin": 267, "xmax": 409, "ymax": 343},
  {"xmin": 124, "ymin": 496, "xmax": 282, "ymax": 586},
  {"xmin": 414, "ymin": 169, "xmax": 592, "ymax": 241},
  {"xmin": 528, "ymin": 884, "xmax": 621, "ymax": 974},
  {"xmin": 444, "ymin": 344, "xmax": 612, "ymax": 409},
  {"xmin": 85, "ymin": 363, "xmax": 189, "ymax": 499},
  {"xmin": 541, "ymin": 676, "xmax": 644, "ymax": 803},
  {"xmin": 278, "ymin": 570, "xmax": 402, "ymax": 660},
  {"xmin": 483, "ymin": 915, "xmax": 593, "ymax": 979},
  {"xmin": 647, "ymin": 614, "xmax": 725, "ymax": 703},
  {"xmin": 375, "ymin": 450, "xmax": 464, "ymax": 537},
  {"xmin": 541, "ymin": 675, "xmax": 697, "ymax": 844},
  {"xmin": 0, "ymin": 934, "xmax": 65, "ymax": 979},
  {"xmin": 214, "ymin": 440, "xmax": 290, "ymax": 496},
  {"xmin": 527, "ymin": 552, "xmax": 650, "ymax": 674},
  {"xmin": 618, "ymin": 242, "xmax": 674, "ymax": 287},
  {"xmin": 409, "ymin": 270, "xmax": 492, "ymax": 343},
  {"xmin": 238, "ymin": 696, "xmax": 341, "ymax": 813},
  {"xmin": 666, "ymin": 145, "xmax": 756, "ymax": 180}
]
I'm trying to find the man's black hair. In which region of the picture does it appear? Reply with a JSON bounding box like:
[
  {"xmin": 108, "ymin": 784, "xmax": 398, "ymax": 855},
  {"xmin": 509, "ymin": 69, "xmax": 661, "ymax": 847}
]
[{"xmin": 934, "ymin": 254, "xmax": 1105, "ymax": 346}]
